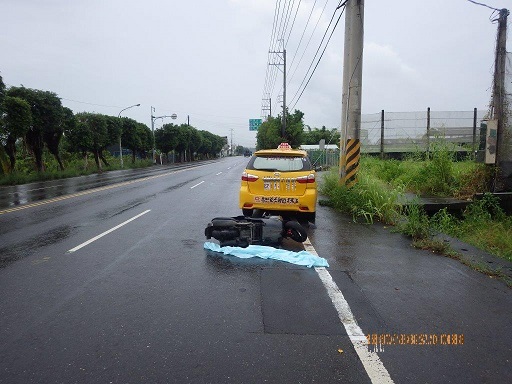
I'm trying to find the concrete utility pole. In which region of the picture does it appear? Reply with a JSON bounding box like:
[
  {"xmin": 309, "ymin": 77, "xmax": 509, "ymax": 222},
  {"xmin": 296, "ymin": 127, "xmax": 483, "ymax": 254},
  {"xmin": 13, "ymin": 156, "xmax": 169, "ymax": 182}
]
[
  {"xmin": 269, "ymin": 48, "xmax": 287, "ymax": 139},
  {"xmin": 339, "ymin": 0, "xmax": 364, "ymax": 187},
  {"xmin": 230, "ymin": 128, "xmax": 234, "ymax": 156},
  {"xmin": 492, "ymin": 8, "xmax": 511, "ymax": 191},
  {"xmin": 283, "ymin": 48, "xmax": 287, "ymax": 139}
]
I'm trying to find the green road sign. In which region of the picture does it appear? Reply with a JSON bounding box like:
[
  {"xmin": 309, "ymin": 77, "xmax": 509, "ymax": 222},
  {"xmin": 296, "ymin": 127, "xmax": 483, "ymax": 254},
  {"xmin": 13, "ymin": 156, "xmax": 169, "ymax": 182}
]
[{"xmin": 249, "ymin": 119, "xmax": 262, "ymax": 131}]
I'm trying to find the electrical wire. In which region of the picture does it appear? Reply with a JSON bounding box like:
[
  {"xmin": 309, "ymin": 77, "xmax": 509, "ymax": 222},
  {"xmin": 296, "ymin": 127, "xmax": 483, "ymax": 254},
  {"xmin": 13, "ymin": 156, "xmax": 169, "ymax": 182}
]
[
  {"xmin": 288, "ymin": 0, "xmax": 328, "ymax": 85},
  {"xmin": 261, "ymin": 0, "xmax": 282, "ymax": 102},
  {"xmin": 285, "ymin": 0, "xmax": 302, "ymax": 46},
  {"xmin": 262, "ymin": 0, "xmax": 316, "ymax": 116},
  {"xmin": 289, "ymin": 2, "xmax": 346, "ymax": 110},
  {"xmin": 3, "ymin": 82, "xmax": 124, "ymax": 109},
  {"xmin": 466, "ymin": 0, "xmax": 501, "ymax": 12}
]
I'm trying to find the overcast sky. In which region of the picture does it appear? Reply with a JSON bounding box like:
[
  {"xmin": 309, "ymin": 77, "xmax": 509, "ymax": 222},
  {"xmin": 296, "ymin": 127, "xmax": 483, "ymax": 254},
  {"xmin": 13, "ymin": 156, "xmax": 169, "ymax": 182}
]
[{"xmin": 1, "ymin": 0, "xmax": 510, "ymax": 148}]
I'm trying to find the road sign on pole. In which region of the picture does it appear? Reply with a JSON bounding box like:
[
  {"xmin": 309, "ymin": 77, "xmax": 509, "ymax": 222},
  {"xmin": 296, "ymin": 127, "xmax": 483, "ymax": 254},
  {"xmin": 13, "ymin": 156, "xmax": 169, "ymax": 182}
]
[{"xmin": 249, "ymin": 119, "xmax": 262, "ymax": 131}]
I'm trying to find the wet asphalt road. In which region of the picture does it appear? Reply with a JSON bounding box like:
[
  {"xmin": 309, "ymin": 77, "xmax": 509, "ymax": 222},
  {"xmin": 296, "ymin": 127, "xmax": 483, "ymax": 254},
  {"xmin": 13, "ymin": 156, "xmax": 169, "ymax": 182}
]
[{"xmin": 0, "ymin": 157, "xmax": 510, "ymax": 383}]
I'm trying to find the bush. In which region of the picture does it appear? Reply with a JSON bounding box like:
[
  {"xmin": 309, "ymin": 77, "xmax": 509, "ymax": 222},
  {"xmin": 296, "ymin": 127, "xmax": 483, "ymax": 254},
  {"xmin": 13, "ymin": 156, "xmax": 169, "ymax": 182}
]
[
  {"xmin": 397, "ymin": 202, "xmax": 432, "ymax": 240},
  {"xmin": 321, "ymin": 168, "xmax": 403, "ymax": 224}
]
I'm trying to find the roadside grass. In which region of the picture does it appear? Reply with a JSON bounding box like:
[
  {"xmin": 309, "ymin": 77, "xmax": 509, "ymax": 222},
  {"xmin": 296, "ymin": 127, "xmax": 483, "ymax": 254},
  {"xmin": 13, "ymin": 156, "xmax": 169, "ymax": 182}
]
[
  {"xmin": 320, "ymin": 167, "xmax": 403, "ymax": 225},
  {"xmin": 0, "ymin": 152, "xmax": 153, "ymax": 186},
  {"xmin": 320, "ymin": 150, "xmax": 511, "ymax": 285},
  {"xmin": 362, "ymin": 144, "xmax": 488, "ymax": 198}
]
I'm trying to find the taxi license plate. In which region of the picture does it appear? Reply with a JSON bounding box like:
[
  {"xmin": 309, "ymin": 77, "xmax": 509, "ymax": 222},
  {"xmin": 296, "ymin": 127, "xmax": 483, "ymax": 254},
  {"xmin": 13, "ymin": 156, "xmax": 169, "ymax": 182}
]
[{"xmin": 254, "ymin": 196, "xmax": 299, "ymax": 204}]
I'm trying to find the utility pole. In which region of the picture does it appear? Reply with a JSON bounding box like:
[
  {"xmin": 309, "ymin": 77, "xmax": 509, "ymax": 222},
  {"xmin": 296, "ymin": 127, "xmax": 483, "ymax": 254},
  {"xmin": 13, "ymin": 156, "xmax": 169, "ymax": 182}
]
[
  {"xmin": 283, "ymin": 48, "xmax": 286, "ymax": 139},
  {"xmin": 229, "ymin": 128, "xmax": 234, "ymax": 156},
  {"xmin": 150, "ymin": 106, "xmax": 175, "ymax": 164},
  {"xmin": 151, "ymin": 106, "xmax": 156, "ymax": 164},
  {"xmin": 269, "ymin": 47, "xmax": 286, "ymax": 139},
  {"xmin": 339, "ymin": 0, "xmax": 364, "ymax": 187},
  {"xmin": 262, "ymin": 97, "xmax": 272, "ymax": 119},
  {"xmin": 492, "ymin": 8, "xmax": 511, "ymax": 191}
]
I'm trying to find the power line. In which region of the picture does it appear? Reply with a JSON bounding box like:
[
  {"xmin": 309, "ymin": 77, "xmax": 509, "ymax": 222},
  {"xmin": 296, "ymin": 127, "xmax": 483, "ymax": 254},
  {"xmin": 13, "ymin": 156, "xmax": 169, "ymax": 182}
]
[
  {"xmin": 3, "ymin": 82, "xmax": 124, "ymax": 109},
  {"xmin": 466, "ymin": 0, "xmax": 501, "ymax": 12},
  {"xmin": 285, "ymin": 0, "xmax": 302, "ymax": 46},
  {"xmin": 60, "ymin": 98, "xmax": 123, "ymax": 109},
  {"xmin": 285, "ymin": 0, "xmax": 330, "ymax": 96},
  {"xmin": 280, "ymin": 0, "xmax": 296, "ymax": 43},
  {"xmin": 289, "ymin": 1, "xmax": 344, "ymax": 105},
  {"xmin": 290, "ymin": 3, "xmax": 346, "ymax": 110},
  {"xmin": 286, "ymin": 0, "xmax": 319, "ymax": 83}
]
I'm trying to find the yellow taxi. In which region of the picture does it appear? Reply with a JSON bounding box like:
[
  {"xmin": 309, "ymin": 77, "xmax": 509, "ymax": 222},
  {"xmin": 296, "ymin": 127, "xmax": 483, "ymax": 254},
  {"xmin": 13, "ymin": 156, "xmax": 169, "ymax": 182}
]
[{"xmin": 239, "ymin": 143, "xmax": 317, "ymax": 223}]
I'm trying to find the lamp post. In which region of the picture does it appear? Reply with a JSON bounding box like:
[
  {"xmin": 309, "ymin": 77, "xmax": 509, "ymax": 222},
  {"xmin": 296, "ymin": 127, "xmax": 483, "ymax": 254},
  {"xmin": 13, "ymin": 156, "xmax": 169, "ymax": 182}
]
[
  {"xmin": 151, "ymin": 106, "xmax": 177, "ymax": 164},
  {"xmin": 118, "ymin": 103, "xmax": 140, "ymax": 168}
]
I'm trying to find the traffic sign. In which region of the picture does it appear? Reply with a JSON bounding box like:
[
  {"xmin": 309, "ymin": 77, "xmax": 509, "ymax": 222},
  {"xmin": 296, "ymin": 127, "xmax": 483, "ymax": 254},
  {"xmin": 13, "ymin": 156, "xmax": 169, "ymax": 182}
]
[
  {"xmin": 249, "ymin": 119, "xmax": 262, "ymax": 131},
  {"xmin": 171, "ymin": 114, "xmax": 177, "ymax": 120}
]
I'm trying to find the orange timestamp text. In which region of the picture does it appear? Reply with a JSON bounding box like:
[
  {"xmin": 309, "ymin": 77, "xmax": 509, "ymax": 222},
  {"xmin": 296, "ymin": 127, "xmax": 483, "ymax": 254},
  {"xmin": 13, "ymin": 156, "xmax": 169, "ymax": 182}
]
[{"xmin": 366, "ymin": 333, "xmax": 465, "ymax": 346}]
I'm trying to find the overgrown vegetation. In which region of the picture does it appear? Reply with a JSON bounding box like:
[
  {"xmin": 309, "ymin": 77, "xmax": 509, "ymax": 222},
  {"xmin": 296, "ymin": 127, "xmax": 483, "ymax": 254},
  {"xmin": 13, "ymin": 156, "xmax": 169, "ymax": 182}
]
[
  {"xmin": 320, "ymin": 144, "xmax": 511, "ymax": 272},
  {"xmin": 361, "ymin": 141, "xmax": 489, "ymax": 198},
  {"xmin": 321, "ymin": 170, "xmax": 403, "ymax": 224}
]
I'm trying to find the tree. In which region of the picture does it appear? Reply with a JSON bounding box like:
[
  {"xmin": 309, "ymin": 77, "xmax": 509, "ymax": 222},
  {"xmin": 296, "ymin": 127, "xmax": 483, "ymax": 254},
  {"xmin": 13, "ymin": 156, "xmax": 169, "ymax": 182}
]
[
  {"xmin": 64, "ymin": 111, "xmax": 91, "ymax": 169},
  {"xmin": 102, "ymin": 116, "xmax": 122, "ymax": 167},
  {"xmin": 155, "ymin": 123, "xmax": 179, "ymax": 157},
  {"xmin": 188, "ymin": 127, "xmax": 203, "ymax": 160},
  {"xmin": 175, "ymin": 124, "xmax": 192, "ymax": 162},
  {"xmin": 136, "ymin": 123, "xmax": 152, "ymax": 159},
  {"xmin": 256, "ymin": 109, "xmax": 305, "ymax": 150},
  {"xmin": 256, "ymin": 116, "xmax": 282, "ymax": 150},
  {"xmin": 121, "ymin": 117, "xmax": 141, "ymax": 163},
  {"xmin": 0, "ymin": 76, "xmax": 6, "ymax": 174},
  {"xmin": 198, "ymin": 130, "xmax": 213, "ymax": 158},
  {"xmin": 1, "ymin": 96, "xmax": 32, "ymax": 171},
  {"xmin": 284, "ymin": 109, "xmax": 305, "ymax": 148},
  {"xmin": 75, "ymin": 113, "xmax": 108, "ymax": 170},
  {"xmin": 302, "ymin": 126, "xmax": 340, "ymax": 146},
  {"xmin": 7, "ymin": 87, "xmax": 65, "ymax": 172},
  {"xmin": 235, "ymin": 145, "xmax": 244, "ymax": 155}
]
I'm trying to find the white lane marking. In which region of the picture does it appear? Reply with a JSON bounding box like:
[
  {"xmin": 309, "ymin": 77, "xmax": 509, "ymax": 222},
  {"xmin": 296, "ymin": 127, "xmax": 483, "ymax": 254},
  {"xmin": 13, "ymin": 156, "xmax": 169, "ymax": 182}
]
[
  {"xmin": 190, "ymin": 181, "xmax": 205, "ymax": 189},
  {"xmin": 227, "ymin": 167, "xmax": 232, "ymax": 169},
  {"xmin": 304, "ymin": 238, "xmax": 394, "ymax": 384},
  {"xmin": 216, "ymin": 172, "xmax": 223, "ymax": 176},
  {"xmin": 68, "ymin": 210, "xmax": 151, "ymax": 253}
]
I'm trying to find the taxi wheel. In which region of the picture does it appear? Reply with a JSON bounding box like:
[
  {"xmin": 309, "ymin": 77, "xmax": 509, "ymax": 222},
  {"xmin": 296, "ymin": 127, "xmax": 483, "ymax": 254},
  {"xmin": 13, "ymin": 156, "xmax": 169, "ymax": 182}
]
[
  {"xmin": 283, "ymin": 221, "xmax": 308, "ymax": 243},
  {"xmin": 242, "ymin": 208, "xmax": 253, "ymax": 217}
]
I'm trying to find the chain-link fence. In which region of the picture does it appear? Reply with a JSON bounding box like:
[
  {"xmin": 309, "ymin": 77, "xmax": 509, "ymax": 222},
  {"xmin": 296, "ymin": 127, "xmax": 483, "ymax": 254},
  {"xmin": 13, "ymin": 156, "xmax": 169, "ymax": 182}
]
[
  {"xmin": 303, "ymin": 108, "xmax": 487, "ymax": 167},
  {"xmin": 361, "ymin": 109, "xmax": 487, "ymax": 154}
]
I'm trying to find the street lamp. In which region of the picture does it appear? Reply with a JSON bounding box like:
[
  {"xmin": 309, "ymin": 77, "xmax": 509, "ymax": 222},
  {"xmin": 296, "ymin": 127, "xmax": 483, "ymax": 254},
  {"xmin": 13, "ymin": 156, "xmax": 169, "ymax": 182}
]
[
  {"xmin": 118, "ymin": 103, "xmax": 141, "ymax": 168},
  {"xmin": 151, "ymin": 106, "xmax": 177, "ymax": 164}
]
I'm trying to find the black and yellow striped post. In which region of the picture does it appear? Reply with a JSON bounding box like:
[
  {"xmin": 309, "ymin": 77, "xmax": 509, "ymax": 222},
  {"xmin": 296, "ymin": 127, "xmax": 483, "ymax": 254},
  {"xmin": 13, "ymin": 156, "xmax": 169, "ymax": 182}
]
[{"xmin": 339, "ymin": 138, "xmax": 360, "ymax": 188}]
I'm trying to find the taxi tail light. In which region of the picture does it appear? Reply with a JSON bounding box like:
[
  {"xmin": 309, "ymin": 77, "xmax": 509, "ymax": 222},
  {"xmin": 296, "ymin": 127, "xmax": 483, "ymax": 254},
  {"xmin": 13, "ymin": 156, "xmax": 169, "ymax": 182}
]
[
  {"xmin": 241, "ymin": 172, "xmax": 259, "ymax": 182},
  {"xmin": 296, "ymin": 174, "xmax": 315, "ymax": 184}
]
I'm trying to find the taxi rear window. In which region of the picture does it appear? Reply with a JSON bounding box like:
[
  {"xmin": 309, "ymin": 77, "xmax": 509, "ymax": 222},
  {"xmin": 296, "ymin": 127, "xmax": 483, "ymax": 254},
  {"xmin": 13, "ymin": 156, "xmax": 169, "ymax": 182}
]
[{"xmin": 248, "ymin": 155, "xmax": 311, "ymax": 172}]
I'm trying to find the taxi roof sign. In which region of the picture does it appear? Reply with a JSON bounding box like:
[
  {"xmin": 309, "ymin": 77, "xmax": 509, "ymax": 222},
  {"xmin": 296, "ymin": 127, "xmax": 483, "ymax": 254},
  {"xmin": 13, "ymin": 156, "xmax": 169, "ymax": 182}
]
[{"xmin": 277, "ymin": 142, "xmax": 291, "ymax": 150}]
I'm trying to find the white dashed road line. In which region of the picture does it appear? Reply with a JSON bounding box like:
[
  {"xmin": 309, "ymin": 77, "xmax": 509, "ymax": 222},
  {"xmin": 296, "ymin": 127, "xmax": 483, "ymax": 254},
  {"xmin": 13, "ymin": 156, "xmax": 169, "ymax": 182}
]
[
  {"xmin": 303, "ymin": 238, "xmax": 394, "ymax": 384},
  {"xmin": 190, "ymin": 181, "xmax": 205, "ymax": 189},
  {"xmin": 68, "ymin": 210, "xmax": 151, "ymax": 253},
  {"xmin": 216, "ymin": 172, "xmax": 223, "ymax": 175}
]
